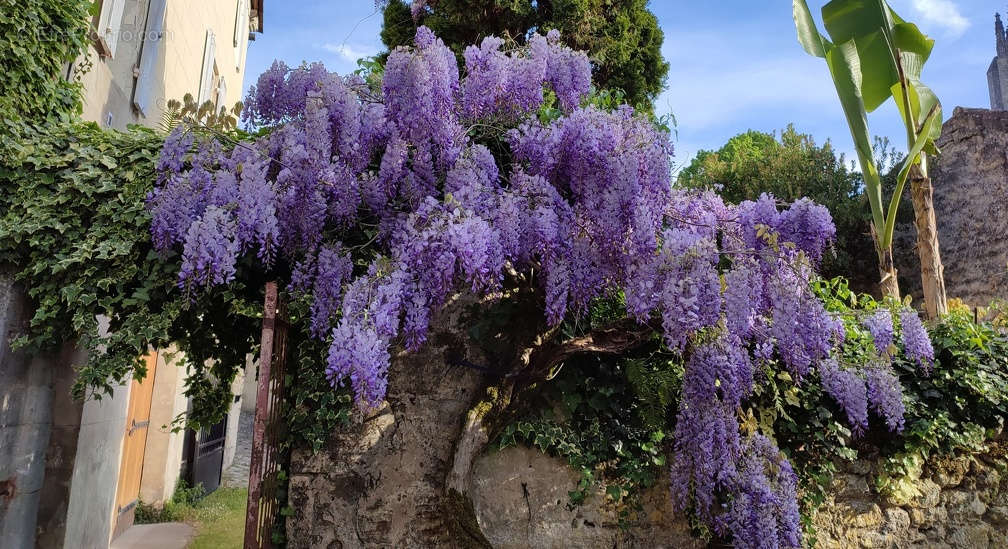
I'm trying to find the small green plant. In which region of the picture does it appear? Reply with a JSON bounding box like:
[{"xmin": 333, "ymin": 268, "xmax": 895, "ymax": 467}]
[
  {"xmin": 878, "ymin": 302, "xmax": 1008, "ymax": 495},
  {"xmin": 134, "ymin": 479, "xmax": 207, "ymax": 524},
  {"xmin": 498, "ymin": 341, "xmax": 681, "ymax": 526},
  {"xmin": 160, "ymin": 93, "xmax": 243, "ymax": 133}
]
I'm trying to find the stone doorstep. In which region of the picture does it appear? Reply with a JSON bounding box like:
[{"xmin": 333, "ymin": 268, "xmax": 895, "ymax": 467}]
[{"xmin": 109, "ymin": 522, "xmax": 196, "ymax": 549}]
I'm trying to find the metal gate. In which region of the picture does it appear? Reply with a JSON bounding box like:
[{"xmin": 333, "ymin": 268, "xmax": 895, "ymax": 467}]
[
  {"xmin": 190, "ymin": 413, "xmax": 228, "ymax": 493},
  {"xmin": 244, "ymin": 282, "xmax": 289, "ymax": 549}
]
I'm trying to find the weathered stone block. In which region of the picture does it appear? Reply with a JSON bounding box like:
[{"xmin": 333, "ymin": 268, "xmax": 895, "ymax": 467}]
[
  {"xmin": 470, "ymin": 446, "xmax": 700, "ymax": 549},
  {"xmin": 905, "ymin": 479, "xmax": 940, "ymax": 509},
  {"xmin": 881, "ymin": 507, "xmax": 910, "ymax": 538},
  {"xmin": 908, "ymin": 505, "xmax": 947, "ymax": 528},
  {"xmin": 833, "ymin": 474, "xmax": 871, "ymax": 501},
  {"xmin": 946, "ymin": 523, "xmax": 992, "ymax": 548}
]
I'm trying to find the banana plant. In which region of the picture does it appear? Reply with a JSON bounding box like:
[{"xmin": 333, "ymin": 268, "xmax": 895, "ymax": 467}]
[{"xmin": 793, "ymin": 0, "xmax": 947, "ymax": 317}]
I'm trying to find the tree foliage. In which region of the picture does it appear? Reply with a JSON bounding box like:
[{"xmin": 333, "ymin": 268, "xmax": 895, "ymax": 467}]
[{"xmin": 379, "ymin": 0, "xmax": 669, "ymax": 111}]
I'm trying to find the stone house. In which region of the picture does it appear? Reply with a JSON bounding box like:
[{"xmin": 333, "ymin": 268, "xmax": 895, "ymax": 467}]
[{"xmin": 0, "ymin": 1, "xmax": 263, "ymax": 547}]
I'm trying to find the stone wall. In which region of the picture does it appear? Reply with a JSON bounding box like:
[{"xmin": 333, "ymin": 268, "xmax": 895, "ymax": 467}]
[
  {"xmin": 813, "ymin": 452, "xmax": 1007, "ymax": 548},
  {"xmin": 469, "ymin": 446, "xmax": 700, "ymax": 548},
  {"xmin": 286, "ymin": 291, "xmax": 1008, "ymax": 548},
  {"xmin": 471, "ymin": 445, "xmax": 1008, "ymax": 549},
  {"xmin": 291, "ymin": 429, "xmax": 1008, "ymax": 548},
  {"xmin": 897, "ymin": 107, "xmax": 1008, "ymax": 306},
  {"xmin": 0, "ymin": 271, "xmax": 85, "ymax": 548}
]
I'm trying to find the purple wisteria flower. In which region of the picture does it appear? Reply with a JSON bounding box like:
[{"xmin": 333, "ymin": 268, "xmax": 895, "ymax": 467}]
[
  {"xmin": 177, "ymin": 206, "xmax": 239, "ymax": 293},
  {"xmin": 150, "ymin": 26, "xmax": 932, "ymax": 546},
  {"xmin": 863, "ymin": 308, "xmax": 894, "ymax": 356},
  {"xmin": 865, "ymin": 363, "xmax": 906, "ymax": 433},
  {"xmin": 819, "ymin": 358, "xmax": 869, "ymax": 435},
  {"xmin": 309, "ymin": 245, "xmax": 353, "ymax": 338},
  {"xmin": 900, "ymin": 307, "xmax": 935, "ymax": 371}
]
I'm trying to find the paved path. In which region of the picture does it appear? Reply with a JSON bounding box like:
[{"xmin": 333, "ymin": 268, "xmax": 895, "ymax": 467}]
[
  {"xmin": 221, "ymin": 410, "xmax": 253, "ymax": 488},
  {"xmin": 111, "ymin": 523, "xmax": 195, "ymax": 549}
]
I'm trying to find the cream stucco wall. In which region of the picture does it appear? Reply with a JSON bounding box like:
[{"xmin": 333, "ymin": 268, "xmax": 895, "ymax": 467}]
[
  {"xmin": 78, "ymin": 0, "xmax": 153, "ymax": 129},
  {"xmin": 159, "ymin": 0, "xmax": 251, "ymax": 120},
  {"xmin": 79, "ymin": 0, "xmax": 254, "ymax": 130},
  {"xmin": 241, "ymin": 352, "xmax": 258, "ymax": 413},
  {"xmin": 222, "ymin": 369, "xmax": 246, "ymax": 470}
]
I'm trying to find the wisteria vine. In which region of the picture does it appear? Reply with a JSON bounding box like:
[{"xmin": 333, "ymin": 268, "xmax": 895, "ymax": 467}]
[{"xmin": 149, "ymin": 27, "xmax": 934, "ymax": 548}]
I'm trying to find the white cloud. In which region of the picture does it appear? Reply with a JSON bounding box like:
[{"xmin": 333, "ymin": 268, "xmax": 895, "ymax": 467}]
[
  {"xmin": 910, "ymin": 0, "xmax": 970, "ymax": 37},
  {"xmin": 321, "ymin": 42, "xmax": 379, "ymax": 62}
]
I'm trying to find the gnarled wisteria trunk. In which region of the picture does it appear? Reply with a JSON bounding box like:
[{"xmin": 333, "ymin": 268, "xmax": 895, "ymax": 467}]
[
  {"xmin": 284, "ymin": 294, "xmax": 702, "ymax": 548},
  {"xmin": 286, "ymin": 294, "xmax": 492, "ymax": 547}
]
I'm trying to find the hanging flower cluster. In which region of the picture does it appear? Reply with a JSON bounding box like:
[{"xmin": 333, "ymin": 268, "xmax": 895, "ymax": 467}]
[{"xmin": 149, "ymin": 27, "xmax": 935, "ymax": 548}]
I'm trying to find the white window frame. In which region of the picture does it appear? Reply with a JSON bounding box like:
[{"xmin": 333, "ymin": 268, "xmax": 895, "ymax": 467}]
[{"xmin": 95, "ymin": 0, "xmax": 127, "ymax": 58}]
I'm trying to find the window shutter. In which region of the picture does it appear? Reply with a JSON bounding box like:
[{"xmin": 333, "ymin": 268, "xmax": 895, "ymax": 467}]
[
  {"xmin": 132, "ymin": 0, "xmax": 167, "ymax": 117},
  {"xmin": 233, "ymin": 0, "xmax": 250, "ymax": 70},
  {"xmin": 216, "ymin": 77, "xmax": 227, "ymax": 109},
  {"xmin": 96, "ymin": 0, "xmax": 126, "ymax": 58},
  {"xmin": 198, "ymin": 30, "xmax": 217, "ymax": 105}
]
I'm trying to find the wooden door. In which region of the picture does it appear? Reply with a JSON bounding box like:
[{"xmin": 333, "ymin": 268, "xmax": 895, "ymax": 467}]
[{"xmin": 112, "ymin": 350, "xmax": 159, "ymax": 539}]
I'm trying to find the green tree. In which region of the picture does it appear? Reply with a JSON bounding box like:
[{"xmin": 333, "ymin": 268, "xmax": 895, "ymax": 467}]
[
  {"xmin": 677, "ymin": 125, "xmax": 876, "ymax": 289},
  {"xmin": 379, "ymin": 0, "xmax": 669, "ymax": 112}
]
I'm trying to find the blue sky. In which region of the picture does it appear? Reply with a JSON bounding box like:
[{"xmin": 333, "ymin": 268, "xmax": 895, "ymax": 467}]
[{"xmin": 245, "ymin": 1, "xmax": 1001, "ymax": 169}]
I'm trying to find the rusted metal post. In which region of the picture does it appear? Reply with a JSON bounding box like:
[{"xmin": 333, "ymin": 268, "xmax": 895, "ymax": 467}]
[{"xmin": 245, "ymin": 282, "xmax": 278, "ymax": 549}]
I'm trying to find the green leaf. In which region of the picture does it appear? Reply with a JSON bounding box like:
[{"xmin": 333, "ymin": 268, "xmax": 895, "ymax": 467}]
[
  {"xmin": 891, "ymin": 78, "xmax": 941, "ymax": 142},
  {"xmin": 822, "ymin": 0, "xmax": 891, "ymax": 44},
  {"xmin": 605, "ymin": 484, "xmax": 624, "ymax": 501},
  {"xmin": 891, "ymin": 22, "xmax": 934, "ymax": 66},
  {"xmin": 824, "ymin": 39, "xmax": 887, "ymax": 239},
  {"xmin": 820, "ymin": 2, "xmax": 935, "ymax": 116},
  {"xmin": 852, "ymin": 30, "xmax": 898, "ymax": 112},
  {"xmin": 884, "ymin": 102, "xmax": 942, "ymax": 238},
  {"xmin": 793, "ymin": 0, "xmax": 830, "ymax": 57}
]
